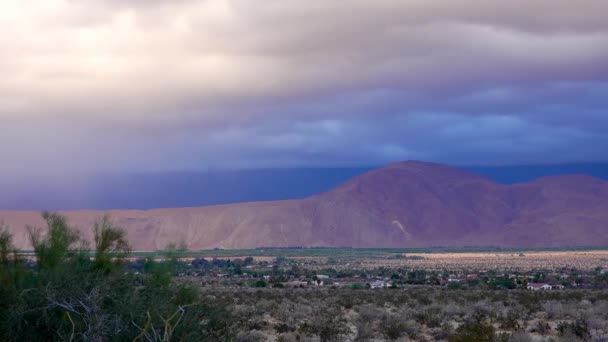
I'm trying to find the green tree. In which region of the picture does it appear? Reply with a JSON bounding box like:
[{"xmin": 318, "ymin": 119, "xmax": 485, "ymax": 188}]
[
  {"xmin": 28, "ymin": 211, "xmax": 82, "ymax": 270},
  {"xmin": 1, "ymin": 213, "xmax": 236, "ymax": 341},
  {"xmin": 93, "ymin": 214, "xmax": 131, "ymax": 272},
  {"xmin": 0, "ymin": 223, "xmax": 14, "ymax": 265}
]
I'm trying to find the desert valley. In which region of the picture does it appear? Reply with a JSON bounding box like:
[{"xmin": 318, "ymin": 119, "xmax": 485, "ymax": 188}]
[{"xmin": 3, "ymin": 1, "xmax": 608, "ymax": 340}]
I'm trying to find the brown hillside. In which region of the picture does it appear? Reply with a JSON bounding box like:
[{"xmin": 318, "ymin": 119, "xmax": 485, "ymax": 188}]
[{"xmin": 2, "ymin": 161, "xmax": 607, "ymax": 250}]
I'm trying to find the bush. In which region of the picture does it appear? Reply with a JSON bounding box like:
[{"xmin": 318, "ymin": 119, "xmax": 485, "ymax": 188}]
[
  {"xmin": 381, "ymin": 314, "xmax": 405, "ymax": 340},
  {"xmin": 449, "ymin": 321, "xmax": 509, "ymax": 342},
  {"xmin": 254, "ymin": 279, "xmax": 267, "ymax": 287},
  {"xmin": 301, "ymin": 308, "xmax": 348, "ymax": 342},
  {"xmin": 531, "ymin": 320, "xmax": 551, "ymax": 335},
  {"xmin": 0, "ymin": 213, "xmax": 237, "ymax": 341},
  {"xmin": 509, "ymin": 331, "xmax": 532, "ymax": 342},
  {"xmin": 557, "ymin": 319, "xmax": 591, "ymax": 340}
]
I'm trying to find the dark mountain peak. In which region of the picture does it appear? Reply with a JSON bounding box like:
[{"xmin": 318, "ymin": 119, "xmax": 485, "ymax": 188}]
[
  {"xmin": 330, "ymin": 160, "xmax": 495, "ymax": 196},
  {"xmin": 378, "ymin": 160, "xmax": 493, "ymax": 181}
]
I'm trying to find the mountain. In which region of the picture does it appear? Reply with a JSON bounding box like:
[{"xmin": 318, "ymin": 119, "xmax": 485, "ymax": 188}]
[
  {"xmin": 2, "ymin": 161, "xmax": 608, "ymax": 250},
  {"xmin": 464, "ymin": 163, "xmax": 608, "ymax": 184},
  {"xmin": 3, "ymin": 163, "xmax": 608, "ymax": 211}
]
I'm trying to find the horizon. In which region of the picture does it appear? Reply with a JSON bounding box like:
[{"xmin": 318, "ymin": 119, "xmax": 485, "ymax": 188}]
[{"xmin": 2, "ymin": 161, "xmax": 608, "ymax": 211}]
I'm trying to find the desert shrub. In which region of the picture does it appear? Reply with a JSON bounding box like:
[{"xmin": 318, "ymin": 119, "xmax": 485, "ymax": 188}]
[
  {"xmin": 380, "ymin": 314, "xmax": 405, "ymax": 340},
  {"xmin": 337, "ymin": 291, "xmax": 356, "ymax": 309},
  {"xmin": 300, "ymin": 308, "xmax": 348, "ymax": 342},
  {"xmin": 355, "ymin": 320, "xmax": 374, "ymax": 341},
  {"xmin": 254, "ymin": 279, "xmax": 267, "ymax": 287},
  {"xmin": 443, "ymin": 302, "xmax": 466, "ymax": 320},
  {"xmin": 415, "ymin": 305, "xmax": 444, "ymax": 328},
  {"xmin": 277, "ymin": 332, "xmax": 308, "ymax": 342},
  {"xmin": 449, "ymin": 321, "xmax": 509, "ymax": 342},
  {"xmin": 588, "ymin": 318, "xmax": 607, "ymax": 331},
  {"xmin": 275, "ymin": 322, "xmax": 295, "ymax": 334},
  {"xmin": 557, "ymin": 319, "xmax": 591, "ymax": 340},
  {"xmin": 93, "ymin": 214, "xmax": 130, "ymax": 273},
  {"xmin": 449, "ymin": 281, "xmax": 463, "ymax": 290},
  {"xmin": 356, "ymin": 303, "xmax": 385, "ymax": 322},
  {"xmin": 0, "ymin": 213, "xmax": 238, "ymax": 342},
  {"xmin": 430, "ymin": 322, "xmax": 452, "ymax": 340},
  {"xmin": 590, "ymin": 301, "xmax": 608, "ymax": 320},
  {"xmin": 252, "ymin": 298, "xmax": 277, "ymax": 315},
  {"xmin": 0, "ymin": 224, "xmax": 15, "ymax": 265},
  {"xmin": 403, "ymin": 319, "xmax": 421, "ymax": 339},
  {"xmin": 236, "ymin": 329, "xmax": 267, "ymax": 341},
  {"xmin": 544, "ymin": 300, "xmax": 564, "ymax": 319},
  {"xmin": 531, "ymin": 320, "xmax": 551, "ymax": 335},
  {"xmin": 498, "ymin": 309, "xmax": 522, "ymax": 330},
  {"xmin": 509, "ymin": 331, "xmax": 532, "ymax": 342}
]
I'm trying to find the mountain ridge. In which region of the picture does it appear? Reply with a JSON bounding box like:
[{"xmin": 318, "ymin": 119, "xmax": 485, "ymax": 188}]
[{"xmin": 2, "ymin": 161, "xmax": 607, "ymax": 250}]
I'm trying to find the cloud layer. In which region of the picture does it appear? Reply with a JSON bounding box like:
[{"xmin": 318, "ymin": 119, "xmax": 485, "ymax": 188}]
[{"xmin": 1, "ymin": 0, "xmax": 608, "ymax": 184}]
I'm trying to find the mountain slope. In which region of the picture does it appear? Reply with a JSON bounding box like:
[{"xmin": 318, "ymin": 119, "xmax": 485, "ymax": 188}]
[{"xmin": 2, "ymin": 161, "xmax": 607, "ymax": 250}]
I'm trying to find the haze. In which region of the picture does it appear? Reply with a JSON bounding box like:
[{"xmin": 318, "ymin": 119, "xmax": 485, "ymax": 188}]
[{"xmin": 1, "ymin": 0, "xmax": 608, "ymax": 201}]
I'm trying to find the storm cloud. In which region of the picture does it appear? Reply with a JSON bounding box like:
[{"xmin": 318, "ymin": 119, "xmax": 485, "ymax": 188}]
[{"xmin": 1, "ymin": 0, "xmax": 608, "ymax": 185}]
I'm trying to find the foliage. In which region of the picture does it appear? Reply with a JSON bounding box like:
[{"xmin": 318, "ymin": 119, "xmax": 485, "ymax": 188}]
[
  {"xmin": 28, "ymin": 211, "xmax": 83, "ymax": 270},
  {"xmin": 254, "ymin": 279, "xmax": 267, "ymax": 288},
  {"xmin": 93, "ymin": 214, "xmax": 131, "ymax": 272},
  {"xmin": 0, "ymin": 213, "xmax": 236, "ymax": 342},
  {"xmin": 380, "ymin": 314, "xmax": 405, "ymax": 340},
  {"xmin": 557, "ymin": 319, "xmax": 591, "ymax": 340},
  {"xmin": 0, "ymin": 223, "xmax": 14, "ymax": 265},
  {"xmin": 449, "ymin": 321, "xmax": 510, "ymax": 342}
]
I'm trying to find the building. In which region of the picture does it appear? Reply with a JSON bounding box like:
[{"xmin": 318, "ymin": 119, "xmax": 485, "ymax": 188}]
[
  {"xmin": 527, "ymin": 283, "xmax": 552, "ymax": 290},
  {"xmin": 370, "ymin": 280, "xmax": 386, "ymax": 289},
  {"xmin": 448, "ymin": 278, "xmax": 464, "ymax": 284},
  {"xmin": 284, "ymin": 281, "xmax": 308, "ymax": 288}
]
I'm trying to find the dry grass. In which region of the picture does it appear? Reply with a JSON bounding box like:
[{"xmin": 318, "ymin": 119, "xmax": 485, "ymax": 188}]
[{"xmin": 277, "ymin": 251, "xmax": 608, "ymax": 272}]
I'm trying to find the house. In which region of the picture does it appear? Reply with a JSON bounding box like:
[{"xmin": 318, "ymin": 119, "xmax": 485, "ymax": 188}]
[
  {"xmin": 285, "ymin": 281, "xmax": 308, "ymax": 288},
  {"xmin": 316, "ymin": 275, "xmax": 330, "ymax": 280},
  {"xmin": 527, "ymin": 283, "xmax": 552, "ymax": 290},
  {"xmin": 549, "ymin": 283, "xmax": 565, "ymax": 290},
  {"xmin": 370, "ymin": 280, "xmax": 386, "ymax": 289}
]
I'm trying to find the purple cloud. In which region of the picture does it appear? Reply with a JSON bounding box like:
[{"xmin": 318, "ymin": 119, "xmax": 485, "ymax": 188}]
[{"xmin": 0, "ymin": 0, "xmax": 607, "ymax": 188}]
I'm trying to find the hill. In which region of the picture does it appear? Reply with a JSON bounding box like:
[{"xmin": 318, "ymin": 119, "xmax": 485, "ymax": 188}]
[{"xmin": 2, "ymin": 161, "xmax": 607, "ymax": 250}]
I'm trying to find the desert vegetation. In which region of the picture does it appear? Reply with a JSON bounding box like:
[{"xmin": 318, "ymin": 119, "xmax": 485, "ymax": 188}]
[
  {"xmin": 0, "ymin": 213, "xmax": 234, "ymax": 341},
  {"xmin": 207, "ymin": 286, "xmax": 608, "ymax": 341},
  {"xmin": 2, "ymin": 213, "xmax": 608, "ymax": 341}
]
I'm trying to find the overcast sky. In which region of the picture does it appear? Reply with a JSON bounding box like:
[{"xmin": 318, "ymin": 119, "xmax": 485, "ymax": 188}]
[{"xmin": 1, "ymin": 0, "xmax": 608, "ymax": 186}]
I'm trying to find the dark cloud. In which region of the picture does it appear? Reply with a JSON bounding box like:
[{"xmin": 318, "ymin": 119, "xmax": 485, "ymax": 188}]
[{"xmin": 0, "ymin": 0, "xmax": 607, "ymax": 186}]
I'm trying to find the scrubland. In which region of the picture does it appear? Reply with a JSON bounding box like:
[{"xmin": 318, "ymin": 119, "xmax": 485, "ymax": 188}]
[
  {"xmin": 205, "ymin": 286, "xmax": 608, "ymax": 341},
  {"xmin": 3, "ymin": 213, "xmax": 608, "ymax": 341}
]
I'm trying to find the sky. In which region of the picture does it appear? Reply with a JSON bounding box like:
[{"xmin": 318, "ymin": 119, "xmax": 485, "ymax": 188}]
[{"xmin": 1, "ymin": 0, "xmax": 608, "ymax": 189}]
